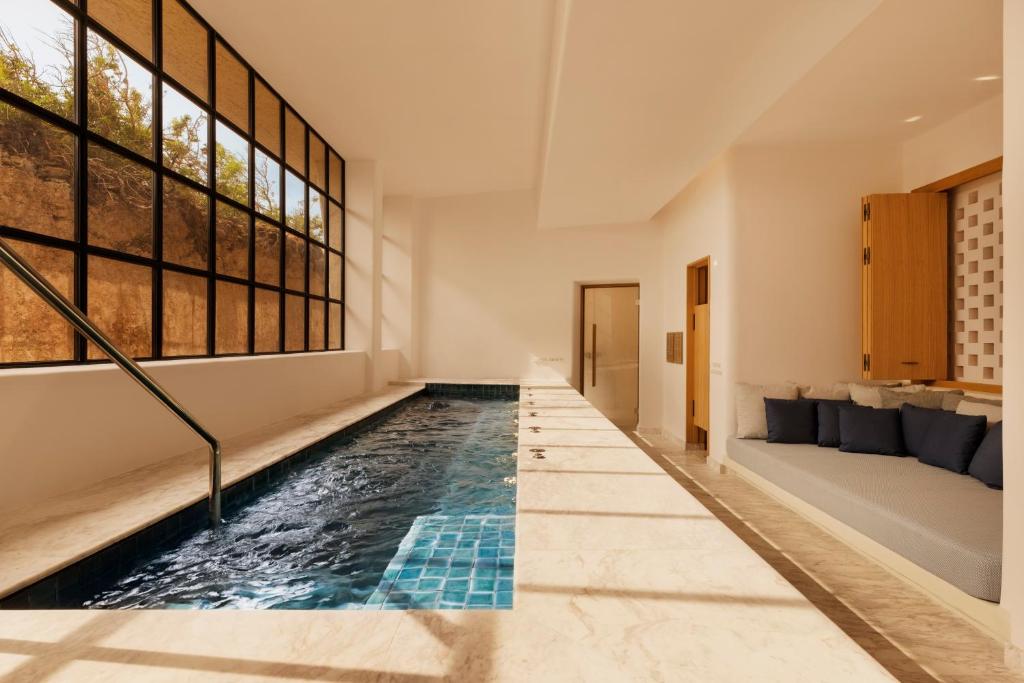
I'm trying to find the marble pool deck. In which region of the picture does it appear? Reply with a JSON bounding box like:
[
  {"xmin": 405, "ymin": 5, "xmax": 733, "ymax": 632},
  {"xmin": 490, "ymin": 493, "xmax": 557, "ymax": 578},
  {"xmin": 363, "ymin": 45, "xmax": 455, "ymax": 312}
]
[{"xmin": 0, "ymin": 382, "xmax": 895, "ymax": 681}]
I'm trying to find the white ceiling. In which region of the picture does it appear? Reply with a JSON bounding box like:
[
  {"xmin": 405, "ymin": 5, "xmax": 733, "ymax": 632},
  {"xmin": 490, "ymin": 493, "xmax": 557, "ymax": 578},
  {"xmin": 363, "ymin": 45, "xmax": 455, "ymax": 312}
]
[
  {"xmin": 740, "ymin": 0, "xmax": 1003, "ymax": 145},
  {"xmin": 190, "ymin": 0, "xmax": 554, "ymax": 198},
  {"xmin": 535, "ymin": 0, "xmax": 881, "ymax": 227},
  {"xmin": 191, "ymin": 0, "xmax": 1003, "ymax": 226}
]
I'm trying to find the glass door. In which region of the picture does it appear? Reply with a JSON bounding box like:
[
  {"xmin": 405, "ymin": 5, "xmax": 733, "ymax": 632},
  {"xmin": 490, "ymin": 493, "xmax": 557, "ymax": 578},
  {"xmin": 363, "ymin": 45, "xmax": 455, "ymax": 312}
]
[{"xmin": 582, "ymin": 285, "xmax": 640, "ymax": 427}]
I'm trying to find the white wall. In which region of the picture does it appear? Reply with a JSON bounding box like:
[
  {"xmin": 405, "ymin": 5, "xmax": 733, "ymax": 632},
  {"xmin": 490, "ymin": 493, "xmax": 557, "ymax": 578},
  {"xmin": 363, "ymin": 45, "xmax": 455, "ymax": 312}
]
[
  {"xmin": 730, "ymin": 142, "xmax": 902, "ymax": 386},
  {"xmin": 346, "ymin": 160, "xmax": 404, "ymax": 389},
  {"xmin": 382, "ymin": 196, "xmax": 420, "ymax": 378},
  {"xmin": 655, "ymin": 142, "xmax": 902, "ymax": 461},
  {"xmin": 1001, "ymin": 0, "xmax": 1024, "ymax": 653},
  {"xmin": 415, "ymin": 189, "xmax": 664, "ymax": 429},
  {"xmin": 0, "ymin": 352, "xmax": 367, "ymax": 514},
  {"xmin": 655, "ymin": 154, "xmax": 737, "ymax": 458},
  {"xmin": 901, "ymin": 95, "xmax": 1003, "ymax": 191}
]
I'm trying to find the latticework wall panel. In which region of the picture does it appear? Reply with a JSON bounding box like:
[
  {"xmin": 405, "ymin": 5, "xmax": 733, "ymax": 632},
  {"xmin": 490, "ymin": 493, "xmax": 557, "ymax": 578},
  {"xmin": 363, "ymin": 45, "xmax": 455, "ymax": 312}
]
[{"xmin": 951, "ymin": 172, "xmax": 1003, "ymax": 384}]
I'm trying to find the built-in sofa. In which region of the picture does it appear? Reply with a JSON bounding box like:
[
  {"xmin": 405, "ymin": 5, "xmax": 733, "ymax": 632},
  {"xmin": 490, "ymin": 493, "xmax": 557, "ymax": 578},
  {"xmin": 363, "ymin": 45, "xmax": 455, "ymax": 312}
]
[{"xmin": 726, "ymin": 437, "xmax": 1002, "ymax": 603}]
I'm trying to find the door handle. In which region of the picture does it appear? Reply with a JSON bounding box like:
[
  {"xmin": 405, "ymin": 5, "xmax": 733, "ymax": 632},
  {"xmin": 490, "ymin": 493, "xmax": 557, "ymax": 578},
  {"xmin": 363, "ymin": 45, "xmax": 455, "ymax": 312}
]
[
  {"xmin": 591, "ymin": 323, "xmax": 597, "ymax": 388},
  {"xmin": 900, "ymin": 361, "xmax": 919, "ymax": 365}
]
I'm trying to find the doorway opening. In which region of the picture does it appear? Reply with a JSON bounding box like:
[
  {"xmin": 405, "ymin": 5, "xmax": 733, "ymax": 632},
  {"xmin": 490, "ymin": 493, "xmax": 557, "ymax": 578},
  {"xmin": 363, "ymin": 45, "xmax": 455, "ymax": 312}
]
[
  {"xmin": 686, "ymin": 258, "xmax": 710, "ymax": 450},
  {"xmin": 579, "ymin": 284, "xmax": 640, "ymax": 428}
]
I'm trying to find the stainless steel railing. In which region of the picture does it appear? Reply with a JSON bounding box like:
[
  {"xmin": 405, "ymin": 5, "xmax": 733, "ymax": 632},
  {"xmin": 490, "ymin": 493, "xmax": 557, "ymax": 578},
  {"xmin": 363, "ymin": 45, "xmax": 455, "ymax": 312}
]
[{"xmin": 0, "ymin": 236, "xmax": 221, "ymax": 526}]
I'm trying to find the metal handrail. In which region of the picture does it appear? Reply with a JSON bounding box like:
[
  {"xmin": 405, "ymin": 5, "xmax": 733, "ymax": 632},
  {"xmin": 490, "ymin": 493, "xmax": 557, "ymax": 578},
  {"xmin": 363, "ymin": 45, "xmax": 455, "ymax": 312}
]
[{"xmin": 0, "ymin": 236, "xmax": 221, "ymax": 526}]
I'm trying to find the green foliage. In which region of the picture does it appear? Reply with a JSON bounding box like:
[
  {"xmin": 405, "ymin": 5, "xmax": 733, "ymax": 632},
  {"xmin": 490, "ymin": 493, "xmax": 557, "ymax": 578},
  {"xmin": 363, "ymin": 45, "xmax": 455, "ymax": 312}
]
[
  {"xmin": 1, "ymin": 23, "xmax": 274, "ymax": 223},
  {"xmin": 85, "ymin": 34, "xmax": 152, "ymax": 158},
  {"xmin": 163, "ymin": 113, "xmax": 206, "ymax": 184},
  {"xmin": 215, "ymin": 142, "xmax": 248, "ymax": 205},
  {"xmin": 0, "ymin": 25, "xmax": 74, "ymax": 120},
  {"xmin": 254, "ymin": 154, "xmax": 280, "ymax": 219}
]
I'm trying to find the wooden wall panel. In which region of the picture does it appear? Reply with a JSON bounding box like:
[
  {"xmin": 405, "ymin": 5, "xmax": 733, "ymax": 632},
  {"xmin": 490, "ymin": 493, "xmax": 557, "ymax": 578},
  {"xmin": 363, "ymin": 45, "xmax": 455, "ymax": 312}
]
[{"xmin": 862, "ymin": 193, "xmax": 947, "ymax": 380}]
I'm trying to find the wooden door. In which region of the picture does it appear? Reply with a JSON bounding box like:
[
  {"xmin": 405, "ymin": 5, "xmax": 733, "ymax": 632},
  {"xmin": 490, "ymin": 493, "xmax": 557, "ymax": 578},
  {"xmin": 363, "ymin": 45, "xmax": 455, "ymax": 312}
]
[
  {"xmin": 685, "ymin": 257, "xmax": 710, "ymax": 447},
  {"xmin": 692, "ymin": 303, "xmax": 710, "ymax": 430},
  {"xmin": 862, "ymin": 193, "xmax": 947, "ymax": 380}
]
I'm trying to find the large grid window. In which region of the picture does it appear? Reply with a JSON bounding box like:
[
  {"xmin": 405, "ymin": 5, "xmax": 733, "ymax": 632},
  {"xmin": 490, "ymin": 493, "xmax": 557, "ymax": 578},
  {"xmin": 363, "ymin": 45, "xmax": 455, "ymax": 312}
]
[{"xmin": 0, "ymin": 0, "xmax": 345, "ymax": 366}]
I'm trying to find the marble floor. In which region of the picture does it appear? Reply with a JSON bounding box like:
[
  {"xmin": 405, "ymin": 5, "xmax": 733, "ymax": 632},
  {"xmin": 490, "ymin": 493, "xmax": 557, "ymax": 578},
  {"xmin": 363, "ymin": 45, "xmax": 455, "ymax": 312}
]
[
  {"xmin": 0, "ymin": 383, "xmax": 903, "ymax": 681},
  {"xmin": 631, "ymin": 432, "xmax": 1024, "ymax": 683}
]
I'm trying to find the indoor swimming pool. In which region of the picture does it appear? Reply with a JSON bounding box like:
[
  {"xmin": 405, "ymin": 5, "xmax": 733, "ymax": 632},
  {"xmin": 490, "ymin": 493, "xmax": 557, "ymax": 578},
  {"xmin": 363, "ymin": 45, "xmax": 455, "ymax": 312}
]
[{"xmin": 59, "ymin": 392, "xmax": 518, "ymax": 610}]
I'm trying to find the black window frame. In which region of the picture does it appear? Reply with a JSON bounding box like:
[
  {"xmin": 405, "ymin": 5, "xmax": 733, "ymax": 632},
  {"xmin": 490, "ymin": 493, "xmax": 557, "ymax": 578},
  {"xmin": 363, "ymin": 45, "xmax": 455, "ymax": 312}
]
[{"xmin": 0, "ymin": 0, "xmax": 346, "ymax": 368}]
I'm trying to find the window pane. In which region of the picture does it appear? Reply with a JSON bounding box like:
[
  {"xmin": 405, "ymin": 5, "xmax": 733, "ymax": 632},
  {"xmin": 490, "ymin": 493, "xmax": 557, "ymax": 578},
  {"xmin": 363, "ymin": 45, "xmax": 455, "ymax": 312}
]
[
  {"xmin": 0, "ymin": 103, "xmax": 75, "ymax": 240},
  {"xmin": 87, "ymin": 143, "xmax": 152, "ymax": 256},
  {"xmin": 329, "ymin": 152, "xmax": 342, "ymax": 202},
  {"xmin": 284, "ymin": 107, "xmax": 304, "ymax": 175},
  {"xmin": 329, "ymin": 251, "xmax": 341, "ymax": 300},
  {"xmin": 162, "ymin": 0, "xmax": 207, "ymax": 102},
  {"xmin": 0, "ymin": 0, "xmax": 75, "ymax": 119},
  {"xmin": 87, "ymin": 256, "xmax": 151, "ymax": 359},
  {"xmin": 284, "ymin": 232, "xmax": 305, "ymax": 292},
  {"xmin": 162, "ymin": 83, "xmax": 208, "ymax": 184},
  {"xmin": 162, "ymin": 269, "xmax": 206, "ymax": 356},
  {"xmin": 215, "ymin": 279, "xmax": 247, "ymax": 354},
  {"xmin": 215, "ymin": 200, "xmax": 248, "ymax": 279},
  {"xmin": 254, "ymin": 78, "xmax": 279, "ymax": 154},
  {"xmin": 215, "ymin": 41, "xmax": 248, "ymax": 131},
  {"xmin": 309, "ymin": 191, "xmax": 326, "ymax": 243},
  {"xmin": 328, "ymin": 200, "xmax": 342, "ymax": 252},
  {"xmin": 89, "ymin": 0, "xmax": 151, "ymax": 61},
  {"xmin": 308, "ymin": 244, "xmax": 325, "ymax": 297},
  {"xmin": 87, "ymin": 30, "xmax": 152, "ymax": 158},
  {"xmin": 284, "ymin": 170, "xmax": 304, "ymax": 232},
  {"xmin": 308, "ymin": 299, "xmax": 324, "ymax": 351},
  {"xmin": 254, "ymin": 218, "xmax": 280, "ymax": 286},
  {"xmin": 0, "ymin": 239, "xmax": 75, "ymax": 362},
  {"xmin": 309, "ymin": 132, "xmax": 325, "ymax": 189},
  {"xmin": 253, "ymin": 149, "xmax": 279, "ymax": 220},
  {"xmin": 285, "ymin": 294, "xmax": 303, "ymax": 351},
  {"xmin": 215, "ymin": 121, "xmax": 248, "ymax": 204},
  {"xmin": 254, "ymin": 287, "xmax": 278, "ymax": 352},
  {"xmin": 328, "ymin": 302, "xmax": 341, "ymax": 350},
  {"xmin": 163, "ymin": 176, "xmax": 208, "ymax": 269}
]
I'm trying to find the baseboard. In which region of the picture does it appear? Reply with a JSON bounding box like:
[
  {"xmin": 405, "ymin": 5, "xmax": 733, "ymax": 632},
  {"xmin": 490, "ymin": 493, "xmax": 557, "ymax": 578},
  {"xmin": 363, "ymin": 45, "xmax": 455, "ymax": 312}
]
[{"xmin": 722, "ymin": 455, "xmax": 1011, "ymax": 643}]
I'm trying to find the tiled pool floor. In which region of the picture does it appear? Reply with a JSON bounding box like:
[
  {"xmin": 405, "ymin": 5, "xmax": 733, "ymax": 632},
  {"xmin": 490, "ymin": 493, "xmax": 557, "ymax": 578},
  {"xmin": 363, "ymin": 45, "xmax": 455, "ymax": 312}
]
[{"xmin": 364, "ymin": 514, "xmax": 515, "ymax": 610}]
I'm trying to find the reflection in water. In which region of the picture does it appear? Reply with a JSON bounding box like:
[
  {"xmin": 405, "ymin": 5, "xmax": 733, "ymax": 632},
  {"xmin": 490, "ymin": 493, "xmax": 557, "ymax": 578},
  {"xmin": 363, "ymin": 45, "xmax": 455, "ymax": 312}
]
[{"xmin": 81, "ymin": 396, "xmax": 518, "ymax": 609}]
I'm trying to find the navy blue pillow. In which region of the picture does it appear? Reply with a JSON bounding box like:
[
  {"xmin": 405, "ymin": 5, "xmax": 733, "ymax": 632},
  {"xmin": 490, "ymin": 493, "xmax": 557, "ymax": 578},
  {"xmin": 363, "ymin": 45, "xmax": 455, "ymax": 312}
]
[
  {"xmin": 902, "ymin": 404, "xmax": 986, "ymax": 474},
  {"xmin": 969, "ymin": 422, "xmax": 1003, "ymax": 489},
  {"xmin": 901, "ymin": 404, "xmax": 941, "ymax": 457},
  {"xmin": 838, "ymin": 405, "xmax": 905, "ymax": 456},
  {"xmin": 816, "ymin": 399, "xmax": 853, "ymax": 448},
  {"xmin": 765, "ymin": 398, "xmax": 818, "ymax": 444}
]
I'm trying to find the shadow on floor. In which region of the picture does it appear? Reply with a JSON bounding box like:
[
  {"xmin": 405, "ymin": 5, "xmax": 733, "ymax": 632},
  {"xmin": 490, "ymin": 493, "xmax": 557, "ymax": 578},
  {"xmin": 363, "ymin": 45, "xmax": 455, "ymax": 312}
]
[{"xmin": 627, "ymin": 432, "xmax": 941, "ymax": 683}]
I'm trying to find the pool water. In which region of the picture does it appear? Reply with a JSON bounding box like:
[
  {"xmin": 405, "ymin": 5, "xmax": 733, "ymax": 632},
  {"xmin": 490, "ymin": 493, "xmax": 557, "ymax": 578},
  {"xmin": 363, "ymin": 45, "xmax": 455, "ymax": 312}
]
[{"xmin": 81, "ymin": 395, "xmax": 518, "ymax": 610}]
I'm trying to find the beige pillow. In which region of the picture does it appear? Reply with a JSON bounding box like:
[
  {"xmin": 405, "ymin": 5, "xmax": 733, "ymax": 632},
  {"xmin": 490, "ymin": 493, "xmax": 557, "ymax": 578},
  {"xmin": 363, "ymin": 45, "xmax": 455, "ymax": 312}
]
[
  {"xmin": 941, "ymin": 392, "xmax": 965, "ymax": 411},
  {"xmin": 956, "ymin": 399, "xmax": 1002, "ymax": 428},
  {"xmin": 879, "ymin": 388, "xmax": 946, "ymax": 410},
  {"xmin": 891, "ymin": 384, "xmax": 927, "ymax": 394},
  {"xmin": 799, "ymin": 383, "xmax": 851, "ymax": 401},
  {"xmin": 735, "ymin": 382, "xmax": 799, "ymax": 439},
  {"xmin": 849, "ymin": 383, "xmax": 925, "ymax": 408}
]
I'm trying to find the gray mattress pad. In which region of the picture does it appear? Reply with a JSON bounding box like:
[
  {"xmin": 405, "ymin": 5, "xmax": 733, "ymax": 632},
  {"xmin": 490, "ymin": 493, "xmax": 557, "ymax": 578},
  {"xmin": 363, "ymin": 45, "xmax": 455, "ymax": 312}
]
[{"xmin": 727, "ymin": 437, "xmax": 1002, "ymax": 602}]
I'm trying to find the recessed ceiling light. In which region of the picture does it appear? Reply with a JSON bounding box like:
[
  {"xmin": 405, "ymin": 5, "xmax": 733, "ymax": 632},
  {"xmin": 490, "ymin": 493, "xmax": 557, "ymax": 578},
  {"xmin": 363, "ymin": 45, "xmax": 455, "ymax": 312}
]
[
  {"xmin": 974, "ymin": 75, "xmax": 1001, "ymax": 81},
  {"xmin": 904, "ymin": 115, "xmax": 923, "ymax": 123}
]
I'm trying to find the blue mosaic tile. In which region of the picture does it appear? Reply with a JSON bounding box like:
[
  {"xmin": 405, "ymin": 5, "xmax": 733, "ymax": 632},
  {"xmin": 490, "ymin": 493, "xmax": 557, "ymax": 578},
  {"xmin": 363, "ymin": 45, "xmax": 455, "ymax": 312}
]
[
  {"xmin": 364, "ymin": 514, "xmax": 514, "ymax": 610},
  {"xmin": 417, "ymin": 578, "xmax": 443, "ymax": 591}
]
